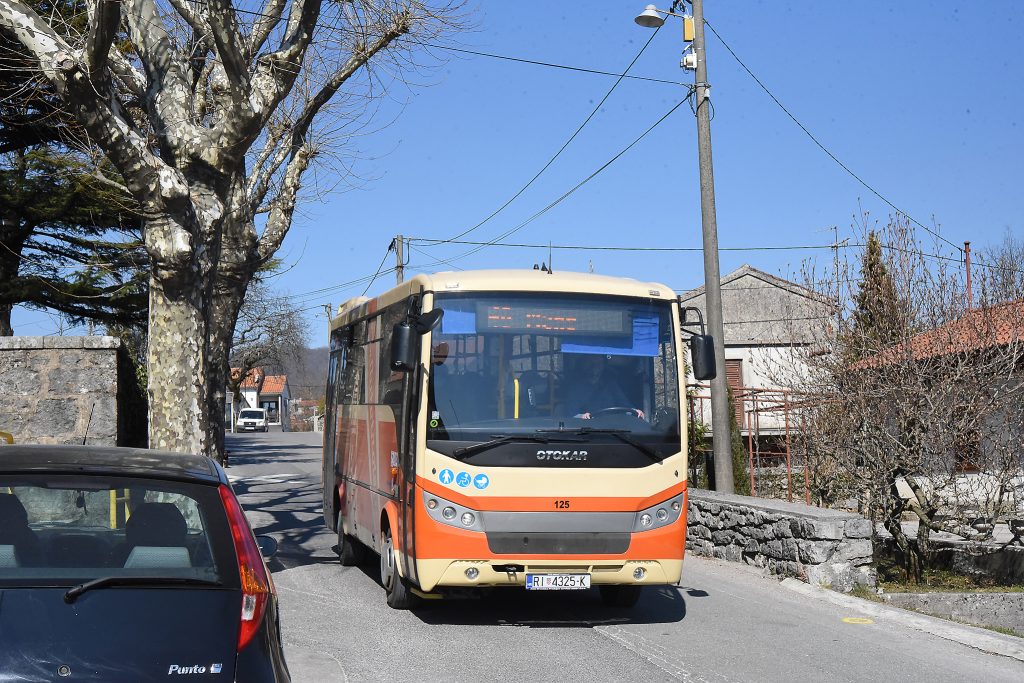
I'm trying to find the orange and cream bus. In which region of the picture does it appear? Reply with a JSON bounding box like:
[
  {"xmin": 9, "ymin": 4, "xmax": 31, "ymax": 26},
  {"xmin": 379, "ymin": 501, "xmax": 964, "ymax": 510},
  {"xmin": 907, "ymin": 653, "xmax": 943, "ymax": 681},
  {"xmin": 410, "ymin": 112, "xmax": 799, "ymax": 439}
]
[{"xmin": 322, "ymin": 269, "xmax": 715, "ymax": 608}]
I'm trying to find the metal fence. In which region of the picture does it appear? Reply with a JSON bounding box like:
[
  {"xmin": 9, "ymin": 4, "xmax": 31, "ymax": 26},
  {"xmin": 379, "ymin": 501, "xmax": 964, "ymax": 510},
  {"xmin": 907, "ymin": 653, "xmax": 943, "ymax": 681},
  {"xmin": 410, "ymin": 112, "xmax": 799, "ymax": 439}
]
[{"xmin": 687, "ymin": 385, "xmax": 811, "ymax": 504}]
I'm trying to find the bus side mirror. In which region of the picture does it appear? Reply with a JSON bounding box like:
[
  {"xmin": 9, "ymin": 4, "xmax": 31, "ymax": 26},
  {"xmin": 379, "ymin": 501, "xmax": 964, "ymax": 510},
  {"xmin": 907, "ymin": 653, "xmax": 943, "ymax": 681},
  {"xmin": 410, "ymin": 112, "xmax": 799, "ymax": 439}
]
[
  {"xmin": 391, "ymin": 309, "xmax": 445, "ymax": 372},
  {"xmin": 414, "ymin": 308, "xmax": 444, "ymax": 333},
  {"xmin": 391, "ymin": 322, "xmax": 416, "ymax": 371},
  {"xmin": 690, "ymin": 335, "xmax": 717, "ymax": 381}
]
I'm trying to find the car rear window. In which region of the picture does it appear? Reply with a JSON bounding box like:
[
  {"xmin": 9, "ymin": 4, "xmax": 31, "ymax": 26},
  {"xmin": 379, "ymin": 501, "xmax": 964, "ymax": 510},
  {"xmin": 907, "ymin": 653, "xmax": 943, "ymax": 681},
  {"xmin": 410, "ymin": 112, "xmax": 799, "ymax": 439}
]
[{"xmin": 0, "ymin": 475, "xmax": 237, "ymax": 587}]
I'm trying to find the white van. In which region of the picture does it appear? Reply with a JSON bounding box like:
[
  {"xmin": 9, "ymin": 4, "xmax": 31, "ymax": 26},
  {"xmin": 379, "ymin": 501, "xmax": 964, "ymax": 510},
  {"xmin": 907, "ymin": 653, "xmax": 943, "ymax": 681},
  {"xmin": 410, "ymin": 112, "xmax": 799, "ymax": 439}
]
[{"xmin": 236, "ymin": 408, "xmax": 269, "ymax": 432}]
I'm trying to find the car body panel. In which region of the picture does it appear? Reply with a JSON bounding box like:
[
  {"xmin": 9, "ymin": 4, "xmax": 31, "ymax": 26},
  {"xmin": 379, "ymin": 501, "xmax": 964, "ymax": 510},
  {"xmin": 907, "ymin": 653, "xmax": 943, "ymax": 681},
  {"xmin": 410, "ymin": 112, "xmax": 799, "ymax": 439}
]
[{"xmin": 0, "ymin": 587, "xmax": 240, "ymax": 681}]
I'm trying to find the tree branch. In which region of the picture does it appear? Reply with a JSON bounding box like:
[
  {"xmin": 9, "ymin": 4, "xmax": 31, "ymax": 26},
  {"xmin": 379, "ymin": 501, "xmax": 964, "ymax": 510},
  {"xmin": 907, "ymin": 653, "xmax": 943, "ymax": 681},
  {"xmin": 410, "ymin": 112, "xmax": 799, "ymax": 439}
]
[
  {"xmin": 248, "ymin": 17, "xmax": 410, "ymax": 211},
  {"xmin": 205, "ymin": 0, "xmax": 251, "ymax": 98},
  {"xmin": 85, "ymin": 0, "xmax": 120, "ymax": 94},
  {"xmin": 248, "ymin": 0, "xmax": 287, "ymax": 56},
  {"xmin": 257, "ymin": 142, "xmax": 312, "ymax": 262},
  {"xmin": 124, "ymin": 0, "xmax": 203, "ymax": 155}
]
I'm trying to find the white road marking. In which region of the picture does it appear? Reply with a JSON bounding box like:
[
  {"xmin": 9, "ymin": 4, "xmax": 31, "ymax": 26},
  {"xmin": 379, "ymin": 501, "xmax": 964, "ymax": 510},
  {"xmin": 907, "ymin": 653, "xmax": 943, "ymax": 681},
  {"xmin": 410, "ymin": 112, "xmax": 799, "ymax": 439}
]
[{"xmin": 594, "ymin": 624, "xmax": 730, "ymax": 682}]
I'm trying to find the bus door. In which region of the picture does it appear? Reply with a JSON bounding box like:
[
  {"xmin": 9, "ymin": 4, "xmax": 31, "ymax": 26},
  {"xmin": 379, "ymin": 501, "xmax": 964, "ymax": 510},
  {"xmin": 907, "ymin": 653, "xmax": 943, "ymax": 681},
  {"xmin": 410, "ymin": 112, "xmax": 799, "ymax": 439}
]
[
  {"xmin": 393, "ymin": 294, "xmax": 421, "ymax": 589},
  {"xmin": 323, "ymin": 331, "xmax": 346, "ymax": 528}
]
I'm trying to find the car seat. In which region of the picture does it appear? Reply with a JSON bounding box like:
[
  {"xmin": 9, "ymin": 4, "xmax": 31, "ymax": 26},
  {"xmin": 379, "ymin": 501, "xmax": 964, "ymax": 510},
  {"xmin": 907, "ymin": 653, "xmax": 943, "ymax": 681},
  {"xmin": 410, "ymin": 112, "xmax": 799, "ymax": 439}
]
[
  {"xmin": 111, "ymin": 502, "xmax": 192, "ymax": 568},
  {"xmin": 0, "ymin": 493, "xmax": 43, "ymax": 566}
]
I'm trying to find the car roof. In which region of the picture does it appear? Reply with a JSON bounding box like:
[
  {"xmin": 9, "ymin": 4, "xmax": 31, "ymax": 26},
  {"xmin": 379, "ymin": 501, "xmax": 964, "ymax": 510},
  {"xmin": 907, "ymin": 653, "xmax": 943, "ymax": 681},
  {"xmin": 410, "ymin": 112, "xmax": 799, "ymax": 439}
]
[{"xmin": 0, "ymin": 445, "xmax": 226, "ymax": 485}]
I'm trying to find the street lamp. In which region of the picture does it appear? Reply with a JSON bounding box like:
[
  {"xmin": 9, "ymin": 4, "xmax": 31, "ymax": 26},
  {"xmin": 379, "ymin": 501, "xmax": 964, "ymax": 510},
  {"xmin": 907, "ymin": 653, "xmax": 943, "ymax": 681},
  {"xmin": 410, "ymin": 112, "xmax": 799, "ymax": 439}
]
[
  {"xmin": 634, "ymin": 5, "xmax": 666, "ymax": 28},
  {"xmin": 635, "ymin": 1, "xmax": 735, "ymax": 494}
]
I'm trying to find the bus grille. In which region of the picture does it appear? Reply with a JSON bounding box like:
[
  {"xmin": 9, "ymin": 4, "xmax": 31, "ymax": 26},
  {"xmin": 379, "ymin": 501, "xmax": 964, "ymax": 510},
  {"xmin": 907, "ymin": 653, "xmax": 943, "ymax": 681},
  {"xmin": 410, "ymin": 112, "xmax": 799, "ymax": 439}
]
[{"xmin": 485, "ymin": 532, "xmax": 630, "ymax": 555}]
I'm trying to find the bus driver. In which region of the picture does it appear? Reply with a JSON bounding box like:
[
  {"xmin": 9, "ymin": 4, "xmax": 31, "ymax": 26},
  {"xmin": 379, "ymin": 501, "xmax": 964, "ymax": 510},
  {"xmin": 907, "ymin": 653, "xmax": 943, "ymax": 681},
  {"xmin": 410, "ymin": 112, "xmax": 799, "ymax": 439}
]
[{"xmin": 564, "ymin": 354, "xmax": 645, "ymax": 420}]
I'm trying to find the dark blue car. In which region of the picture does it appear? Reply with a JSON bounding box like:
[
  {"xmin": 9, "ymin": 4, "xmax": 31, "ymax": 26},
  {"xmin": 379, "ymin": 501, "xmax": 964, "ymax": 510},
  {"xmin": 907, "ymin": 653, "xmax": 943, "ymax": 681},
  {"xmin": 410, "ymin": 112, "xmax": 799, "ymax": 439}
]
[{"xmin": 0, "ymin": 446, "xmax": 289, "ymax": 682}]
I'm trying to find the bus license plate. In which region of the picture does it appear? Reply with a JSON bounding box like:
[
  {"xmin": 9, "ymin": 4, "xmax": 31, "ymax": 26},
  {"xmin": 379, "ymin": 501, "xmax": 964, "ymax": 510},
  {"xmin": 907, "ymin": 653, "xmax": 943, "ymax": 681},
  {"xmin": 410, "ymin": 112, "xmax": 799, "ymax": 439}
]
[{"xmin": 525, "ymin": 574, "xmax": 590, "ymax": 590}]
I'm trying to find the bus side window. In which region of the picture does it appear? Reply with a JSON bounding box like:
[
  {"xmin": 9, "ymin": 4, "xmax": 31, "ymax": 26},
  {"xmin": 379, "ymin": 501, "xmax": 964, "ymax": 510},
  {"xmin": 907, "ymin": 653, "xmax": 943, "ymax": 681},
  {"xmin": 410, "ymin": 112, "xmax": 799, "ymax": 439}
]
[{"xmin": 379, "ymin": 304, "xmax": 408, "ymax": 415}]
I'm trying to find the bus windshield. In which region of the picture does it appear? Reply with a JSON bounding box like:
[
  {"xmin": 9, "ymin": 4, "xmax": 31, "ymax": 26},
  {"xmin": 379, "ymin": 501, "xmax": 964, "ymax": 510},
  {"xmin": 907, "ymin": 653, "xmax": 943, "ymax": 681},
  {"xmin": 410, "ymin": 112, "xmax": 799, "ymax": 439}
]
[{"xmin": 426, "ymin": 293, "xmax": 680, "ymax": 466}]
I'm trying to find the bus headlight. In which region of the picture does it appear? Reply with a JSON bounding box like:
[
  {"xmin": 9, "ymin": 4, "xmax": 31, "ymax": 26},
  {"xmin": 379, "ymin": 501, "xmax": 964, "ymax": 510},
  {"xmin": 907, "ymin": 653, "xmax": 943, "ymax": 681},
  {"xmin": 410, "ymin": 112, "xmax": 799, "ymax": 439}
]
[
  {"xmin": 633, "ymin": 494, "xmax": 685, "ymax": 532},
  {"xmin": 423, "ymin": 491, "xmax": 483, "ymax": 532}
]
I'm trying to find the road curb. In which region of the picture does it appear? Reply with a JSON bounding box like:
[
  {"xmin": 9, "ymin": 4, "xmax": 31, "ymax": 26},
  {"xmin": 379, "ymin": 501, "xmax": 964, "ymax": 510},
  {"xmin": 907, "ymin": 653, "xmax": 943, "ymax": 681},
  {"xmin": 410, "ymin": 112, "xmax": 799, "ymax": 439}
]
[{"xmin": 780, "ymin": 578, "xmax": 1024, "ymax": 663}]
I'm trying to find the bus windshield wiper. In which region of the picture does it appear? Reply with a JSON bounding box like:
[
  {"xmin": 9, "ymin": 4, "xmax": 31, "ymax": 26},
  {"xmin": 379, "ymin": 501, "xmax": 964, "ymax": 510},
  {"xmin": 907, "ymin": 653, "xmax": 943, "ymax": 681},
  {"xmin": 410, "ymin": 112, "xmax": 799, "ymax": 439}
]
[
  {"xmin": 64, "ymin": 576, "xmax": 222, "ymax": 604},
  {"xmin": 538, "ymin": 427, "xmax": 662, "ymax": 463},
  {"xmin": 452, "ymin": 433, "xmax": 584, "ymax": 460}
]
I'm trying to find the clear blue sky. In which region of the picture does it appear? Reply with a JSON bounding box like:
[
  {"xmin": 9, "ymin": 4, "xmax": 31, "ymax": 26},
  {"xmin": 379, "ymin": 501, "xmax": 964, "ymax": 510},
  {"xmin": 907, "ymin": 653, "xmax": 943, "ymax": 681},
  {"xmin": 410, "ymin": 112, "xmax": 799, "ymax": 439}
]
[{"xmin": 12, "ymin": 1, "xmax": 1024, "ymax": 341}]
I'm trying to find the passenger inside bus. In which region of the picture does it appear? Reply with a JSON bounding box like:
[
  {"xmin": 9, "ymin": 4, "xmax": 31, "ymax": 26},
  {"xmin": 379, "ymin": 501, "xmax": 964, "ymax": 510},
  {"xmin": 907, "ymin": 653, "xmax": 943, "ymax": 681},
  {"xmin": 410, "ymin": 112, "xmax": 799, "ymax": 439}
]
[{"xmin": 563, "ymin": 354, "xmax": 646, "ymax": 420}]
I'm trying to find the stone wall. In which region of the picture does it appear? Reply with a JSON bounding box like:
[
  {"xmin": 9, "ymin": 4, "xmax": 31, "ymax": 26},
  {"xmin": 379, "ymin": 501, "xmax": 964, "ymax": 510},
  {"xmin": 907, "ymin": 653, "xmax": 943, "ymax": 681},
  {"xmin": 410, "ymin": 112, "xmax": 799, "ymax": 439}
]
[
  {"xmin": 881, "ymin": 592, "xmax": 1024, "ymax": 635},
  {"xmin": 0, "ymin": 336, "xmax": 134, "ymax": 445},
  {"xmin": 687, "ymin": 489, "xmax": 875, "ymax": 591}
]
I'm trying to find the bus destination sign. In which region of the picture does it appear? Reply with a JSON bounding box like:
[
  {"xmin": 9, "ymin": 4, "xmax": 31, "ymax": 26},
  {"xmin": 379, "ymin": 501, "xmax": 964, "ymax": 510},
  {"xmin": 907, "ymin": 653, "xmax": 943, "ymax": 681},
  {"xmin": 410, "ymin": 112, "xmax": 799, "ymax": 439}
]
[{"xmin": 477, "ymin": 303, "xmax": 630, "ymax": 335}]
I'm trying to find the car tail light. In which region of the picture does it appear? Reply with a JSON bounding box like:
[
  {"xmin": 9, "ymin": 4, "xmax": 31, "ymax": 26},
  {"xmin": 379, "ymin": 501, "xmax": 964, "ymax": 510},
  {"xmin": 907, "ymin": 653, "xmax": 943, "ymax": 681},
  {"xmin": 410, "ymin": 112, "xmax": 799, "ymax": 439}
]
[{"xmin": 219, "ymin": 484, "xmax": 274, "ymax": 651}]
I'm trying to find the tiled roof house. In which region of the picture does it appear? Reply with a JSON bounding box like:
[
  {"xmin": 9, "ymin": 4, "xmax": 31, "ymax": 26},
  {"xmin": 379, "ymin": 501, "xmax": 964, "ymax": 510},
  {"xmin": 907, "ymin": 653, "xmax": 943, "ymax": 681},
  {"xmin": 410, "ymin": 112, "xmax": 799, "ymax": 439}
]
[{"xmin": 227, "ymin": 367, "xmax": 291, "ymax": 429}]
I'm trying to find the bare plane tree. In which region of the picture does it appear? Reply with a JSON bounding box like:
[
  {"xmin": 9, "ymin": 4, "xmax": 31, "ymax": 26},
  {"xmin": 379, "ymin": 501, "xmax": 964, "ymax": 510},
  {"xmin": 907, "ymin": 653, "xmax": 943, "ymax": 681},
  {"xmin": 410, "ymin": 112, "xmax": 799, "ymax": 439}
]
[{"xmin": 0, "ymin": 0, "xmax": 463, "ymax": 456}]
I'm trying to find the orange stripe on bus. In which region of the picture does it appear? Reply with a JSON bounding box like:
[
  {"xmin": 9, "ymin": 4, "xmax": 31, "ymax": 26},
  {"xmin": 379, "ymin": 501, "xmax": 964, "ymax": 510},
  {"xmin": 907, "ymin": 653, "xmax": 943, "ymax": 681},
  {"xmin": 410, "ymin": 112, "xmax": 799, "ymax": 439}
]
[{"xmin": 418, "ymin": 480, "xmax": 686, "ymax": 512}]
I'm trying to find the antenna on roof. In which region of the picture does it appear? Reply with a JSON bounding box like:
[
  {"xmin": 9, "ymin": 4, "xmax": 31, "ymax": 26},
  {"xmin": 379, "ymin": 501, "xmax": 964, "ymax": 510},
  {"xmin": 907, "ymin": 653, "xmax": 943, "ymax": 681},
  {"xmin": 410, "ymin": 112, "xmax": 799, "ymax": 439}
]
[{"xmin": 548, "ymin": 241, "xmax": 553, "ymax": 274}]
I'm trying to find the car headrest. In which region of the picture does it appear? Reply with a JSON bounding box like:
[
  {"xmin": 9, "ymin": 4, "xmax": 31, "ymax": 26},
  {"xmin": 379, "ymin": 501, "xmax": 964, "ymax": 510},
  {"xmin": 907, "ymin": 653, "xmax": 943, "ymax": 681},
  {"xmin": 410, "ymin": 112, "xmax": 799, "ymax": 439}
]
[
  {"xmin": 0, "ymin": 494, "xmax": 29, "ymax": 527},
  {"xmin": 126, "ymin": 502, "xmax": 188, "ymax": 547}
]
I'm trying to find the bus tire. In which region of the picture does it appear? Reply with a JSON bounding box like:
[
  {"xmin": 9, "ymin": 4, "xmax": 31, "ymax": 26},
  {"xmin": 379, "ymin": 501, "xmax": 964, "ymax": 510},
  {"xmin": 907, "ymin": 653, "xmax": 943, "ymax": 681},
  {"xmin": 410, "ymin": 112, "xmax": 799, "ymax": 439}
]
[
  {"xmin": 599, "ymin": 585, "xmax": 643, "ymax": 608},
  {"xmin": 337, "ymin": 522, "xmax": 366, "ymax": 566},
  {"xmin": 380, "ymin": 528, "xmax": 418, "ymax": 610}
]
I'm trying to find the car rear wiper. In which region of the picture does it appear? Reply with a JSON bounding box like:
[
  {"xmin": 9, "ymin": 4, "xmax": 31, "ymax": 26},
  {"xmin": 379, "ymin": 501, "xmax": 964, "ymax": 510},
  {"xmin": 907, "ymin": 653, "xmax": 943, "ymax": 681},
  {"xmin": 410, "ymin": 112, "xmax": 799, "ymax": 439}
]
[
  {"xmin": 64, "ymin": 576, "xmax": 222, "ymax": 604},
  {"xmin": 452, "ymin": 433, "xmax": 584, "ymax": 460},
  {"xmin": 537, "ymin": 427, "xmax": 662, "ymax": 463}
]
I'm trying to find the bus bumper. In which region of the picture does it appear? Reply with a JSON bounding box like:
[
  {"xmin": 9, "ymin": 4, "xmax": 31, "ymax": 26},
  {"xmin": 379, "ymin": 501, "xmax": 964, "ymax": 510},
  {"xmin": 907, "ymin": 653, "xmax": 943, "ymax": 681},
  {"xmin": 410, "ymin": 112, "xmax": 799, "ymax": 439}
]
[{"xmin": 415, "ymin": 558, "xmax": 683, "ymax": 592}]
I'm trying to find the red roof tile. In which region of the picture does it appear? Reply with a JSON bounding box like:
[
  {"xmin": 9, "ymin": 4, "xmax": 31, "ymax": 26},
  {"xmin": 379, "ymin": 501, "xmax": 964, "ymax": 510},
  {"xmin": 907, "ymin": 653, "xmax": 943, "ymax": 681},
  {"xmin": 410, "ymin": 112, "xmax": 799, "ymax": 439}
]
[
  {"xmin": 260, "ymin": 375, "xmax": 288, "ymax": 395},
  {"xmin": 854, "ymin": 300, "xmax": 1024, "ymax": 368}
]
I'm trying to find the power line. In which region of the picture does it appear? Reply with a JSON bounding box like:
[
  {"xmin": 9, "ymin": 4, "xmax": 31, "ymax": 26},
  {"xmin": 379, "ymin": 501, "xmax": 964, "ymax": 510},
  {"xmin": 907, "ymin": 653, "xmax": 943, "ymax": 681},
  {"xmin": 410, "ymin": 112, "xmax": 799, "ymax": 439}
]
[
  {"xmin": 701, "ymin": 18, "xmax": 963, "ymax": 256},
  {"xmin": 226, "ymin": 6, "xmax": 682, "ymax": 86},
  {"xmin": 425, "ymin": 25, "xmax": 668, "ymax": 247},
  {"xmin": 410, "ymin": 238, "xmax": 841, "ymax": 252},
  {"xmin": 361, "ymin": 240, "xmax": 396, "ymax": 296},
  {"xmin": 414, "ymin": 98, "xmax": 689, "ymax": 269},
  {"xmin": 417, "ymin": 43, "xmax": 686, "ymax": 86}
]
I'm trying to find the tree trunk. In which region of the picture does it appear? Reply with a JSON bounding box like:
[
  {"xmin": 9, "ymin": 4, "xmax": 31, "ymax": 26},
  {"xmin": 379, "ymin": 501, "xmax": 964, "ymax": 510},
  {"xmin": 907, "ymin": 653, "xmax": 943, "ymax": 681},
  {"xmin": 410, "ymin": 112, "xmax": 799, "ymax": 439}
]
[
  {"xmin": 0, "ymin": 216, "xmax": 28, "ymax": 337},
  {"xmin": 884, "ymin": 480, "xmax": 923, "ymax": 584},
  {"xmin": 147, "ymin": 273, "xmax": 209, "ymax": 454},
  {"xmin": 204, "ymin": 196, "xmax": 258, "ymax": 463},
  {"xmin": 0, "ymin": 303, "xmax": 12, "ymax": 337},
  {"xmin": 206, "ymin": 281, "xmax": 247, "ymax": 463}
]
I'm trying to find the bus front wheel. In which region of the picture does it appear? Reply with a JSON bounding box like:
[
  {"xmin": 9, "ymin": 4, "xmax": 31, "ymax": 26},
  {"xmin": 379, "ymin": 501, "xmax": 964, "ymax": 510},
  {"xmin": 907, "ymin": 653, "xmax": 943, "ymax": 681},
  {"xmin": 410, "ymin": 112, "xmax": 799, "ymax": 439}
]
[
  {"xmin": 599, "ymin": 585, "xmax": 643, "ymax": 608},
  {"xmin": 380, "ymin": 528, "xmax": 417, "ymax": 610}
]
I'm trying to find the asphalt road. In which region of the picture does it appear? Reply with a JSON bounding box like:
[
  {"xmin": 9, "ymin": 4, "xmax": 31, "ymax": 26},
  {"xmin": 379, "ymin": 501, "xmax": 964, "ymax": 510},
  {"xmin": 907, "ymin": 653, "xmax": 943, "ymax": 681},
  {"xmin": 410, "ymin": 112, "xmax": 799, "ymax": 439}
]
[{"xmin": 226, "ymin": 430, "xmax": 1024, "ymax": 683}]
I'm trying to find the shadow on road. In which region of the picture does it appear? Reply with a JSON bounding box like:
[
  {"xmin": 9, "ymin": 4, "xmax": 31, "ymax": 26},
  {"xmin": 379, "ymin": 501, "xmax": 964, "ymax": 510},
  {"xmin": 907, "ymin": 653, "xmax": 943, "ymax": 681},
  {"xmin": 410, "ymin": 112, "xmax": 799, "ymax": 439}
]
[
  {"xmin": 226, "ymin": 433, "xmax": 334, "ymax": 571},
  {"xmin": 347, "ymin": 560, "xmax": 688, "ymax": 626},
  {"xmin": 410, "ymin": 584, "xmax": 688, "ymax": 627}
]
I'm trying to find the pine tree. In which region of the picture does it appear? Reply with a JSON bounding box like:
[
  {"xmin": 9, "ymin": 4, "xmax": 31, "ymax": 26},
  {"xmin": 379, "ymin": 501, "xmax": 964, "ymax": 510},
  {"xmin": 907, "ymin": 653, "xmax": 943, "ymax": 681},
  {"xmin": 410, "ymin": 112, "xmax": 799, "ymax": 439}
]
[{"xmin": 845, "ymin": 231, "xmax": 907, "ymax": 361}]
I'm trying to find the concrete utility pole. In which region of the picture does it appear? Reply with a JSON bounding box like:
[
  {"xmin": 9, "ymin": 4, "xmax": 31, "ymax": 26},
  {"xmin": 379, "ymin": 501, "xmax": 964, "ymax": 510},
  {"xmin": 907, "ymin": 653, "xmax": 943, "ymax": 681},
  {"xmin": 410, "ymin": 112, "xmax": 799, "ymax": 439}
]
[
  {"xmin": 691, "ymin": 0, "xmax": 734, "ymax": 493},
  {"xmin": 964, "ymin": 240, "xmax": 973, "ymax": 309},
  {"xmin": 394, "ymin": 234, "xmax": 405, "ymax": 284}
]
